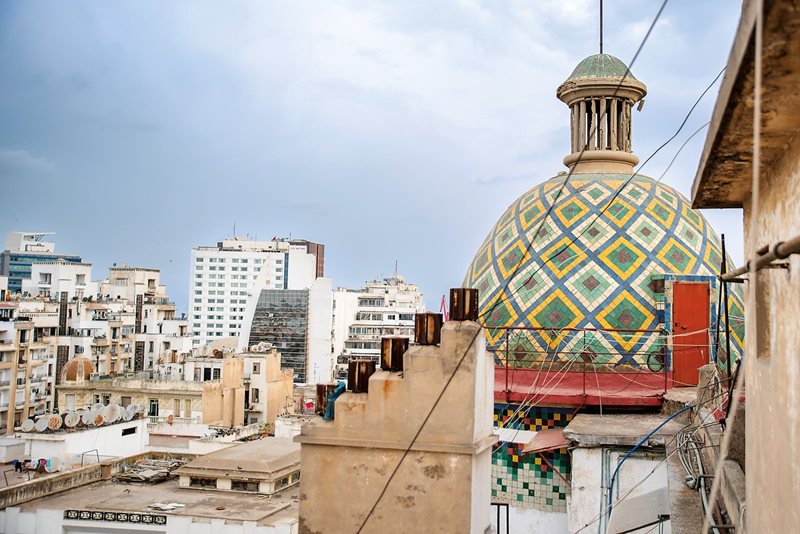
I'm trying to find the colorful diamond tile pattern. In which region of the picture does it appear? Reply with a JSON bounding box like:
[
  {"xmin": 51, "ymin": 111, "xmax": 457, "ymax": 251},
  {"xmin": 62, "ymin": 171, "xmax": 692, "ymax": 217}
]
[
  {"xmin": 492, "ymin": 405, "xmax": 574, "ymax": 512},
  {"xmin": 464, "ymin": 173, "xmax": 745, "ymax": 366}
]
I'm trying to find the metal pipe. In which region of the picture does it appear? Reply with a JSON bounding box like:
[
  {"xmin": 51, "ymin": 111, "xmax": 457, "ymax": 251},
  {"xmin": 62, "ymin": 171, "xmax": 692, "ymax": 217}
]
[
  {"xmin": 721, "ymin": 233, "xmax": 800, "ymax": 281},
  {"xmin": 722, "ymin": 236, "xmax": 732, "ymax": 389}
]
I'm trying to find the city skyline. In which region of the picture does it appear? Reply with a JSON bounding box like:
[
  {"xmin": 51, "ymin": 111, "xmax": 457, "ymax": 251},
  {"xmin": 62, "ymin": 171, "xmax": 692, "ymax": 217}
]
[{"xmin": 1, "ymin": 1, "xmax": 743, "ymax": 313}]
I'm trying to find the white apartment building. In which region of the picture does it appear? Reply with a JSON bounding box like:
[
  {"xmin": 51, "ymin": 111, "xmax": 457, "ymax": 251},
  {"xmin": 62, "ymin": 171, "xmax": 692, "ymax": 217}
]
[
  {"xmin": 189, "ymin": 237, "xmax": 324, "ymax": 346},
  {"xmin": 0, "ymin": 262, "xmax": 192, "ymax": 434},
  {"xmin": 332, "ymin": 275, "xmax": 426, "ymax": 380}
]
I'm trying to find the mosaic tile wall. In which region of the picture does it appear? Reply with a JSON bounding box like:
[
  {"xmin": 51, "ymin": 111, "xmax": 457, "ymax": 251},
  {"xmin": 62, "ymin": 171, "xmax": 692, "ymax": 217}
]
[
  {"xmin": 464, "ymin": 173, "xmax": 745, "ymax": 369},
  {"xmin": 492, "ymin": 404, "xmax": 574, "ymax": 512}
]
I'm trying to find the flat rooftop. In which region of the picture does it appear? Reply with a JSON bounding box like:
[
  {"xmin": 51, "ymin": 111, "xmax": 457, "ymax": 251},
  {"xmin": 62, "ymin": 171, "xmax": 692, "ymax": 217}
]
[
  {"xmin": 19, "ymin": 477, "xmax": 298, "ymax": 526},
  {"xmin": 178, "ymin": 438, "xmax": 299, "ymax": 477},
  {"xmin": 564, "ymin": 413, "xmax": 690, "ymax": 447}
]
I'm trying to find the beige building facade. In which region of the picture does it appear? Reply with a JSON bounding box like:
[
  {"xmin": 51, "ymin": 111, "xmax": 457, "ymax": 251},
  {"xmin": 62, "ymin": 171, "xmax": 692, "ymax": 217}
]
[
  {"xmin": 56, "ymin": 356, "xmax": 245, "ymax": 427},
  {"xmin": 691, "ymin": 0, "xmax": 800, "ymax": 531},
  {"xmin": 296, "ymin": 320, "xmax": 495, "ymax": 534}
]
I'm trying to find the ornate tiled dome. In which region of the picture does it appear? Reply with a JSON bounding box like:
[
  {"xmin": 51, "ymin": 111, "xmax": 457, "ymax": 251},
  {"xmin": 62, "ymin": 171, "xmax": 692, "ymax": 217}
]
[
  {"xmin": 61, "ymin": 356, "xmax": 95, "ymax": 382},
  {"xmin": 464, "ymin": 173, "xmax": 745, "ymax": 365},
  {"xmin": 464, "ymin": 53, "xmax": 745, "ymax": 369}
]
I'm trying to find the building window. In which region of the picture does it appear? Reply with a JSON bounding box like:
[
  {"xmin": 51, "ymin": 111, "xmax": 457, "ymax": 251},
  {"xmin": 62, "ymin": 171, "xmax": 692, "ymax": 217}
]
[
  {"xmin": 190, "ymin": 477, "xmax": 217, "ymax": 488},
  {"xmin": 213, "ymin": 368, "xmax": 221, "ymax": 380},
  {"xmin": 102, "ymin": 394, "xmax": 110, "ymax": 406},
  {"xmin": 121, "ymin": 426, "xmax": 137, "ymax": 436},
  {"xmin": 121, "ymin": 396, "xmax": 131, "ymax": 407},
  {"xmin": 76, "ymin": 274, "xmax": 86, "ymax": 285},
  {"xmin": 148, "ymin": 399, "xmax": 159, "ymax": 417},
  {"xmin": 251, "ymin": 388, "xmax": 260, "ymax": 403},
  {"xmin": 231, "ymin": 480, "xmax": 259, "ymax": 492},
  {"xmin": 275, "ymin": 476, "xmax": 290, "ymax": 490},
  {"xmin": 65, "ymin": 394, "xmax": 76, "ymax": 411},
  {"xmin": 196, "ymin": 257, "xmax": 204, "ymax": 262},
  {"xmin": 252, "ymin": 362, "xmax": 261, "ymax": 374}
]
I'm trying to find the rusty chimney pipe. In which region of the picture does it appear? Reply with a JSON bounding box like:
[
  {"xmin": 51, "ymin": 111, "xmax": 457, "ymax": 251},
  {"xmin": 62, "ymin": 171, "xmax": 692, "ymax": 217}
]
[
  {"xmin": 315, "ymin": 382, "xmax": 337, "ymax": 415},
  {"xmin": 347, "ymin": 359, "xmax": 376, "ymax": 393},
  {"xmin": 450, "ymin": 288, "xmax": 479, "ymax": 321},
  {"xmin": 415, "ymin": 313, "xmax": 443, "ymax": 345},
  {"xmin": 381, "ymin": 337, "xmax": 408, "ymax": 372}
]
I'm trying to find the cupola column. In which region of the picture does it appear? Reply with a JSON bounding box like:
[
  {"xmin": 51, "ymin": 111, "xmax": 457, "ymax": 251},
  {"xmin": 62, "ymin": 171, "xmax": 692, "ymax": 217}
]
[{"xmin": 557, "ymin": 54, "xmax": 647, "ymax": 173}]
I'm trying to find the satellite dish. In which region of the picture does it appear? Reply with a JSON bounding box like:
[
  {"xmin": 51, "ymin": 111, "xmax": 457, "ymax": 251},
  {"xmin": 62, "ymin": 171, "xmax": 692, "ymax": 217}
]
[
  {"xmin": 20, "ymin": 419, "xmax": 35, "ymax": 433},
  {"xmin": 45, "ymin": 457, "xmax": 61, "ymax": 473},
  {"xmin": 81, "ymin": 410, "xmax": 94, "ymax": 426},
  {"xmin": 103, "ymin": 404, "xmax": 121, "ymax": 423},
  {"xmin": 65, "ymin": 411, "xmax": 80, "ymax": 428},
  {"xmin": 93, "ymin": 413, "xmax": 104, "ymax": 426},
  {"xmin": 48, "ymin": 415, "xmax": 63, "ymax": 430},
  {"xmin": 93, "ymin": 403, "xmax": 104, "ymax": 412},
  {"xmin": 34, "ymin": 418, "xmax": 49, "ymax": 432},
  {"xmin": 122, "ymin": 407, "xmax": 134, "ymax": 421}
]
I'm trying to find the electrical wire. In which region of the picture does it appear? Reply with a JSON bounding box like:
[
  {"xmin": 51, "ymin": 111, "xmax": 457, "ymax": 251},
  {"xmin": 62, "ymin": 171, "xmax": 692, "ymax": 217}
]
[
  {"xmin": 478, "ymin": 0, "xmax": 671, "ymax": 324},
  {"xmin": 357, "ymin": 4, "xmax": 683, "ymax": 529},
  {"xmin": 571, "ymin": 389, "xmax": 730, "ymax": 534},
  {"xmin": 481, "ymin": 65, "xmax": 726, "ymax": 324}
]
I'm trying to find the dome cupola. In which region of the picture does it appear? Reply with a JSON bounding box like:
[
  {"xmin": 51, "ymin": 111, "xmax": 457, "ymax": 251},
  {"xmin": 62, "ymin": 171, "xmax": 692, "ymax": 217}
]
[{"xmin": 556, "ymin": 53, "xmax": 647, "ymax": 173}]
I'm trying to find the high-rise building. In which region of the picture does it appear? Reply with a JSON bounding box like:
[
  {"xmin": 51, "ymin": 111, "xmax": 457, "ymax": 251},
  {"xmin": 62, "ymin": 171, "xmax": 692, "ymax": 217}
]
[
  {"xmin": 331, "ymin": 275, "xmax": 426, "ymax": 379},
  {"xmin": 0, "ymin": 232, "xmax": 82, "ymax": 293},
  {"xmin": 189, "ymin": 237, "xmax": 324, "ymax": 346},
  {"xmin": 238, "ymin": 276, "xmax": 333, "ymax": 384}
]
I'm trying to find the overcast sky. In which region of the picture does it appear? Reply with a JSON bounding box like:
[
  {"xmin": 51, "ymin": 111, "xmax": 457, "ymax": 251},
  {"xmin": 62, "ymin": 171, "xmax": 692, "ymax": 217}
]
[{"xmin": 0, "ymin": 0, "xmax": 744, "ymax": 312}]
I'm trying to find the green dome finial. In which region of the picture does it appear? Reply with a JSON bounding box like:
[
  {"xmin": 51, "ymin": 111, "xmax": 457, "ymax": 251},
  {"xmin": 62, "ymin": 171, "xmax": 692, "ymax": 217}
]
[{"xmin": 566, "ymin": 54, "xmax": 637, "ymax": 82}]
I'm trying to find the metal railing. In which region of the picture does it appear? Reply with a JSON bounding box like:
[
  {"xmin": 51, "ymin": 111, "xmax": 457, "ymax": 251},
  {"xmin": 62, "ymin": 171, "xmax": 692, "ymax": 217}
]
[{"xmin": 486, "ymin": 326, "xmax": 671, "ymax": 402}]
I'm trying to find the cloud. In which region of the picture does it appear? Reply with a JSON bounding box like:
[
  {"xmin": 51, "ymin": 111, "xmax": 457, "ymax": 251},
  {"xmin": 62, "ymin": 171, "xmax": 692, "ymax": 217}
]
[{"xmin": 0, "ymin": 148, "xmax": 55, "ymax": 173}]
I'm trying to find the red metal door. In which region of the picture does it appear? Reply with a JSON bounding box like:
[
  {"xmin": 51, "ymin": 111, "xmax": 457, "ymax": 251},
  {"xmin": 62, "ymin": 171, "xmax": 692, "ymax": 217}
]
[{"xmin": 672, "ymin": 282, "xmax": 710, "ymax": 386}]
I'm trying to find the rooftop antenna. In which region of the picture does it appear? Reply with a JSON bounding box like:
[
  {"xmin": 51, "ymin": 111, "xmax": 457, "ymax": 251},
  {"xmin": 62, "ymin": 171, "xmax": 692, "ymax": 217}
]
[
  {"xmin": 599, "ymin": 0, "xmax": 604, "ymax": 54},
  {"xmin": 233, "ymin": 222, "xmax": 236, "ymax": 238},
  {"xmin": 394, "ymin": 260, "xmax": 398, "ymax": 277}
]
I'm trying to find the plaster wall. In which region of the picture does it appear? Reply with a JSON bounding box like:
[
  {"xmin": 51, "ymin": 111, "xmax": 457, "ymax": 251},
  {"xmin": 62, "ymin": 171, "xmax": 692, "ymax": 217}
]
[
  {"xmin": 20, "ymin": 419, "xmax": 147, "ymax": 464},
  {"xmin": 496, "ymin": 506, "xmax": 568, "ymax": 534},
  {"xmin": 742, "ymin": 116, "xmax": 800, "ymax": 532},
  {"xmin": 296, "ymin": 321, "xmax": 494, "ymax": 534},
  {"xmin": 568, "ymin": 447, "xmax": 669, "ymax": 534}
]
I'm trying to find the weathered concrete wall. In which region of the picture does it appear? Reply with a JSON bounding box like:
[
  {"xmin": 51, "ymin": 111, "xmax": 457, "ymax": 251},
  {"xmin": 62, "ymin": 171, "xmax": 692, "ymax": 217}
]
[
  {"xmin": 296, "ymin": 321, "xmax": 494, "ymax": 534},
  {"xmin": 498, "ymin": 506, "xmax": 568, "ymax": 533},
  {"xmin": 742, "ymin": 107, "xmax": 800, "ymax": 533},
  {"xmin": 568, "ymin": 447, "xmax": 669, "ymax": 534},
  {"xmin": 299, "ymin": 445, "xmax": 485, "ymax": 534}
]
